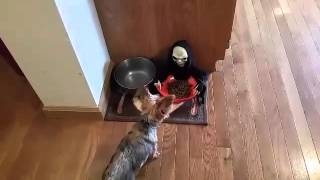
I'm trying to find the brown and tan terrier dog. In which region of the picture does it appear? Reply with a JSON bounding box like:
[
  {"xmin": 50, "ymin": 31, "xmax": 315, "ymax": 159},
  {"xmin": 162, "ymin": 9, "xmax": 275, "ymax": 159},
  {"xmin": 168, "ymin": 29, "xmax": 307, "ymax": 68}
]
[{"xmin": 102, "ymin": 88, "xmax": 176, "ymax": 180}]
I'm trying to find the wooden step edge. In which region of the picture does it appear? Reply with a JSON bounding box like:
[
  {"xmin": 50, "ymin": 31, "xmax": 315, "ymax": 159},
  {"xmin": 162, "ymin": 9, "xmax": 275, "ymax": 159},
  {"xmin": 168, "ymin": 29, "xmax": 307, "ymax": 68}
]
[
  {"xmin": 215, "ymin": 60, "xmax": 224, "ymax": 72},
  {"xmin": 211, "ymin": 71, "xmax": 231, "ymax": 148}
]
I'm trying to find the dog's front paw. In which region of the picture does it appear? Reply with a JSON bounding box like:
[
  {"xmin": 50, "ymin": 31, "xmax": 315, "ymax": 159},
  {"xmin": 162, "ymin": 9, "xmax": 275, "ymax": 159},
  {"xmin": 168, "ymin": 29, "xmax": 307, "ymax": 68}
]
[{"xmin": 152, "ymin": 151, "xmax": 160, "ymax": 159}]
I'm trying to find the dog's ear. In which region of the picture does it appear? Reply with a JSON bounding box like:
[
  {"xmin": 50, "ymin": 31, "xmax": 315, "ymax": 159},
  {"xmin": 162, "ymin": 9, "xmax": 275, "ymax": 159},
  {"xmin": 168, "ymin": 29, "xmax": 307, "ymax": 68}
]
[
  {"xmin": 144, "ymin": 86, "xmax": 151, "ymax": 97},
  {"xmin": 133, "ymin": 88, "xmax": 147, "ymax": 113},
  {"xmin": 133, "ymin": 87, "xmax": 160, "ymax": 115},
  {"xmin": 154, "ymin": 95, "xmax": 175, "ymax": 120}
]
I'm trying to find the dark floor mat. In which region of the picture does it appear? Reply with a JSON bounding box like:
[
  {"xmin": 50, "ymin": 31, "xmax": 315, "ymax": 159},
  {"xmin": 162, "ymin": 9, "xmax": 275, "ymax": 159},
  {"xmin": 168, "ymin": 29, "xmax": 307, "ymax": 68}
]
[{"xmin": 105, "ymin": 89, "xmax": 208, "ymax": 125}]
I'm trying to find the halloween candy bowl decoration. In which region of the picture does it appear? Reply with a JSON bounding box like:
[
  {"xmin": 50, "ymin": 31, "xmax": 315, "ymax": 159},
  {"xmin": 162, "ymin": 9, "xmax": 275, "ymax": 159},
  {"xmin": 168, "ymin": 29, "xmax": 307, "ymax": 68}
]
[{"xmin": 155, "ymin": 75, "xmax": 198, "ymax": 104}]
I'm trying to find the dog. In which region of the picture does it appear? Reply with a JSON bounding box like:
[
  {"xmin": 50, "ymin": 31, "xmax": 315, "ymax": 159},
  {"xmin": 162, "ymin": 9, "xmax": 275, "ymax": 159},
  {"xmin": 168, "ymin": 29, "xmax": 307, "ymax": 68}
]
[{"xmin": 102, "ymin": 88, "xmax": 176, "ymax": 180}]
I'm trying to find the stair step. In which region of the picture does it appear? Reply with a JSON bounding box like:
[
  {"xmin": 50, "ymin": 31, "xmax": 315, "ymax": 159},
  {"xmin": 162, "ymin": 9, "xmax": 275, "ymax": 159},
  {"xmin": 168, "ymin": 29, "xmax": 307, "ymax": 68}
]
[{"xmin": 211, "ymin": 71, "xmax": 230, "ymax": 147}]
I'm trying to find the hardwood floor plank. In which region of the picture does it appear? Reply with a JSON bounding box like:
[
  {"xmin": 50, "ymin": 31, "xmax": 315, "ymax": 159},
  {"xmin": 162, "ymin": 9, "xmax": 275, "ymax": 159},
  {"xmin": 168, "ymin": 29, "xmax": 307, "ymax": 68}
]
[
  {"xmin": 87, "ymin": 122, "xmax": 114, "ymax": 180},
  {"xmin": 247, "ymin": 0, "xmax": 296, "ymax": 179},
  {"xmin": 5, "ymin": 115, "xmax": 51, "ymax": 180},
  {"xmin": 223, "ymin": 47, "xmax": 249, "ymax": 180},
  {"xmin": 212, "ymin": 72, "xmax": 231, "ymax": 148},
  {"xmin": 267, "ymin": 0, "xmax": 320, "ymax": 178},
  {"xmin": 254, "ymin": 0, "xmax": 313, "ymax": 178},
  {"xmin": 33, "ymin": 118, "xmax": 77, "ymax": 180},
  {"xmin": 160, "ymin": 124, "xmax": 177, "ymax": 180},
  {"xmin": 203, "ymin": 130, "xmax": 217, "ymax": 180},
  {"xmin": 216, "ymin": 147, "xmax": 234, "ymax": 180},
  {"xmin": 143, "ymin": 126, "xmax": 164, "ymax": 180},
  {"xmin": 232, "ymin": 6, "xmax": 265, "ymax": 179},
  {"xmin": 284, "ymin": 0, "xmax": 320, "ymax": 162},
  {"xmin": 189, "ymin": 126, "xmax": 204, "ymax": 180},
  {"xmin": 237, "ymin": 0, "xmax": 282, "ymax": 179},
  {"xmin": 293, "ymin": 0, "xmax": 320, "ymax": 57},
  {"xmin": 203, "ymin": 74, "xmax": 218, "ymax": 179},
  {"xmin": 88, "ymin": 122, "xmax": 127, "ymax": 180},
  {"xmin": 0, "ymin": 108, "xmax": 37, "ymax": 179},
  {"xmin": 284, "ymin": 0, "xmax": 320, "ymax": 84},
  {"xmin": 175, "ymin": 125, "xmax": 190, "ymax": 180},
  {"xmin": 231, "ymin": 41, "xmax": 264, "ymax": 180},
  {"xmin": 62, "ymin": 130, "xmax": 94, "ymax": 180},
  {"xmin": 316, "ymin": 0, "xmax": 320, "ymax": 14},
  {"xmin": 205, "ymin": 72, "xmax": 234, "ymax": 180},
  {"xmin": 0, "ymin": 58, "xmax": 40, "ymax": 178}
]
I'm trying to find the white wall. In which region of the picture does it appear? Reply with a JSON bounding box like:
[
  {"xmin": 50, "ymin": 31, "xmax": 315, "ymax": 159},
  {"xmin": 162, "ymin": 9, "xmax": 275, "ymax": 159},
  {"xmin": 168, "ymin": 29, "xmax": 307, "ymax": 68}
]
[
  {"xmin": 0, "ymin": 0, "xmax": 108, "ymax": 108},
  {"xmin": 54, "ymin": 0, "xmax": 110, "ymax": 104}
]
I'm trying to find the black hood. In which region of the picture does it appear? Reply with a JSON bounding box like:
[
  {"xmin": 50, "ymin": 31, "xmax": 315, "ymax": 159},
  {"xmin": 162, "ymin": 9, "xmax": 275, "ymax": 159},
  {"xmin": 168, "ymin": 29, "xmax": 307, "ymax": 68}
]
[{"xmin": 168, "ymin": 40, "xmax": 193, "ymax": 69}]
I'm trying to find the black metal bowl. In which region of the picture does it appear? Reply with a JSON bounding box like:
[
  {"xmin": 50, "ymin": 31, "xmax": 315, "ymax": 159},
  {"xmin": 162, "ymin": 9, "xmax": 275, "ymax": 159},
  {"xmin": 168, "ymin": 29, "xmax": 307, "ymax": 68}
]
[{"xmin": 113, "ymin": 57, "xmax": 156, "ymax": 90}]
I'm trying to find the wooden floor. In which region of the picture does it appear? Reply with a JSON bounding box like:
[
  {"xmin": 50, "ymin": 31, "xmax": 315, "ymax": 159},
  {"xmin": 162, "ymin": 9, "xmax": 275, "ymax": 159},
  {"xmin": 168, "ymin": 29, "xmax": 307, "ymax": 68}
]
[{"xmin": 2, "ymin": 0, "xmax": 320, "ymax": 179}]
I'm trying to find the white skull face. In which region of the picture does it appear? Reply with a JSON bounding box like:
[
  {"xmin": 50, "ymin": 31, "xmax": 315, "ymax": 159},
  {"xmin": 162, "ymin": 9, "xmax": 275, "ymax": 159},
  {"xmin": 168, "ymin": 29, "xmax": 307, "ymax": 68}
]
[{"xmin": 172, "ymin": 46, "xmax": 188, "ymax": 67}]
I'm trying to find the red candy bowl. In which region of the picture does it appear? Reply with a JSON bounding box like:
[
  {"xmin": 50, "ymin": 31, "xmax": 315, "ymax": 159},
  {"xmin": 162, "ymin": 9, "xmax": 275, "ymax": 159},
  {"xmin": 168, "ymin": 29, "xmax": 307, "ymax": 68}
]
[{"xmin": 155, "ymin": 75, "xmax": 198, "ymax": 104}]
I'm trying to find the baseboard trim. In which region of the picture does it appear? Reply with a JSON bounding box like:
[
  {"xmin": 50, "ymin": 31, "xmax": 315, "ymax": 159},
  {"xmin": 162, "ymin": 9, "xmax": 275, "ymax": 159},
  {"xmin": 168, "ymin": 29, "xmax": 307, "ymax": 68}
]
[
  {"xmin": 43, "ymin": 106, "xmax": 100, "ymax": 112},
  {"xmin": 43, "ymin": 106, "xmax": 103, "ymax": 120}
]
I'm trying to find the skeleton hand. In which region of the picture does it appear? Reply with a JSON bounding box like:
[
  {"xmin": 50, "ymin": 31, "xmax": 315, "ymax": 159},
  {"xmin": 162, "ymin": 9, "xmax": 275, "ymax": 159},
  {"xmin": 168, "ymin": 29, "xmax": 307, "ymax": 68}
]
[
  {"xmin": 194, "ymin": 84, "xmax": 200, "ymax": 95},
  {"xmin": 154, "ymin": 80, "xmax": 161, "ymax": 90},
  {"xmin": 195, "ymin": 82, "xmax": 206, "ymax": 104},
  {"xmin": 168, "ymin": 76, "xmax": 175, "ymax": 81}
]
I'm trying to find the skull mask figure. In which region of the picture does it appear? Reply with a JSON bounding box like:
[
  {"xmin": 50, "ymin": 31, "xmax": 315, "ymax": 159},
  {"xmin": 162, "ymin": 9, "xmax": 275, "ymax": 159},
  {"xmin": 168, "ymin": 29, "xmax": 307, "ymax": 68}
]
[{"xmin": 172, "ymin": 46, "xmax": 188, "ymax": 67}]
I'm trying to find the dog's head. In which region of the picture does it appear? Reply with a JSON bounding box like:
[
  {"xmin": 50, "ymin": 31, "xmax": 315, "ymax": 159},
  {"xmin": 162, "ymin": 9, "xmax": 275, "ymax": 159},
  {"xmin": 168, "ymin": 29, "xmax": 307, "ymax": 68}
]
[
  {"xmin": 133, "ymin": 87, "xmax": 175, "ymax": 124},
  {"xmin": 148, "ymin": 95, "xmax": 175, "ymax": 124},
  {"xmin": 133, "ymin": 87, "xmax": 159, "ymax": 115}
]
